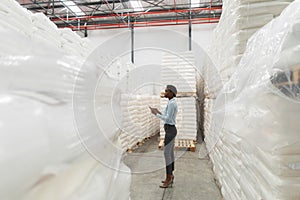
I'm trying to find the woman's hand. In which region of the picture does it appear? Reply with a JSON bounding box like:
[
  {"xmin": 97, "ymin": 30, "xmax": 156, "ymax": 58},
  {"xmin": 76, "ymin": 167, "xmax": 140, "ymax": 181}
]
[{"xmin": 149, "ymin": 106, "xmax": 159, "ymax": 115}]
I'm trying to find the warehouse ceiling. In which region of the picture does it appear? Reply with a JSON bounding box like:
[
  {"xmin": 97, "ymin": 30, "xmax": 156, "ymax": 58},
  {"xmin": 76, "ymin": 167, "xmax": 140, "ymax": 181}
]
[{"xmin": 17, "ymin": 0, "xmax": 222, "ymax": 30}]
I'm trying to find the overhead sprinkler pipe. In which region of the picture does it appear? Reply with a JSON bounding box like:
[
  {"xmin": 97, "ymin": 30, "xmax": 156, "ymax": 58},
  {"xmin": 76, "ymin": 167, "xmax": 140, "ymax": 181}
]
[{"xmin": 63, "ymin": 17, "xmax": 220, "ymax": 30}]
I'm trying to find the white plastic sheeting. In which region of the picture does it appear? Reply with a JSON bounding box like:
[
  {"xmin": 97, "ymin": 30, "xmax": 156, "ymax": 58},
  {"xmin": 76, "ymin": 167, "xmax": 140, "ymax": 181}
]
[
  {"xmin": 0, "ymin": 54, "xmax": 131, "ymax": 200},
  {"xmin": 0, "ymin": 0, "xmax": 33, "ymax": 35},
  {"xmin": 205, "ymin": 1, "xmax": 300, "ymax": 199},
  {"xmin": 31, "ymin": 13, "xmax": 61, "ymax": 48},
  {"xmin": 0, "ymin": 1, "xmax": 94, "ymax": 57},
  {"xmin": 209, "ymin": 0, "xmax": 291, "ymax": 89},
  {"xmin": 60, "ymin": 28, "xmax": 94, "ymax": 57},
  {"xmin": 0, "ymin": 2, "xmax": 131, "ymax": 200}
]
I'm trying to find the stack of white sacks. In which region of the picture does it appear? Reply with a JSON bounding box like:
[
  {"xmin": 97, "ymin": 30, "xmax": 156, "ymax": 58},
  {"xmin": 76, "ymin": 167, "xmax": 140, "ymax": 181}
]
[
  {"xmin": 210, "ymin": 0, "xmax": 291, "ymax": 86},
  {"xmin": 0, "ymin": 1, "xmax": 130, "ymax": 200},
  {"xmin": 60, "ymin": 28, "xmax": 94, "ymax": 57},
  {"xmin": 203, "ymin": 0, "xmax": 291, "ymax": 152},
  {"xmin": 161, "ymin": 52, "xmax": 198, "ymax": 93},
  {"xmin": 0, "ymin": 0, "xmax": 32, "ymax": 34},
  {"xmin": 0, "ymin": 0, "xmax": 95, "ymax": 57},
  {"xmin": 0, "ymin": 0, "xmax": 33, "ymax": 54},
  {"xmin": 205, "ymin": 1, "xmax": 300, "ymax": 199},
  {"xmin": 160, "ymin": 52, "xmax": 199, "ymax": 141},
  {"xmin": 120, "ymin": 94, "xmax": 160, "ymax": 152},
  {"xmin": 203, "ymin": 0, "xmax": 292, "ymax": 153},
  {"xmin": 31, "ymin": 13, "xmax": 61, "ymax": 48}
]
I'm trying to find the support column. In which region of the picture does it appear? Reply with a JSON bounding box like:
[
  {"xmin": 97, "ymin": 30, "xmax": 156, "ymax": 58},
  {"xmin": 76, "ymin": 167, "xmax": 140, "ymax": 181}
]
[
  {"xmin": 189, "ymin": 0, "xmax": 192, "ymax": 51},
  {"xmin": 131, "ymin": 23, "xmax": 134, "ymax": 64}
]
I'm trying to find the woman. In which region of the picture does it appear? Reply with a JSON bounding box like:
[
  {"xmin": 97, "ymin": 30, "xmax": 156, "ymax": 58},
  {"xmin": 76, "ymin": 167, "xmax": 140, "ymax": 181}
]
[{"xmin": 150, "ymin": 85, "xmax": 178, "ymax": 188}]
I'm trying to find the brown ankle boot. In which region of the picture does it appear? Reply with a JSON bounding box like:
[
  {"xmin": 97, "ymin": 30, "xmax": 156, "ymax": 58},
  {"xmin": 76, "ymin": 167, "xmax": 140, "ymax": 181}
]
[
  {"xmin": 161, "ymin": 175, "xmax": 174, "ymax": 183},
  {"xmin": 159, "ymin": 174, "xmax": 173, "ymax": 188}
]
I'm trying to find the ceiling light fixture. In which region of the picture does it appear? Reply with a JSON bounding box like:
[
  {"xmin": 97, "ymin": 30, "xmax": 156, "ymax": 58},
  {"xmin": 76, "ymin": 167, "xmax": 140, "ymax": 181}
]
[
  {"xmin": 130, "ymin": 0, "xmax": 144, "ymax": 12},
  {"xmin": 191, "ymin": 0, "xmax": 200, "ymax": 8},
  {"xmin": 62, "ymin": 1, "xmax": 85, "ymax": 16}
]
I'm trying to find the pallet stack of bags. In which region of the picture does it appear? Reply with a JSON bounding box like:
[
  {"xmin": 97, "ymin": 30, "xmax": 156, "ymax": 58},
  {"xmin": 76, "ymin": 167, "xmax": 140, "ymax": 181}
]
[
  {"xmin": 80, "ymin": 37, "xmax": 95, "ymax": 58},
  {"xmin": 120, "ymin": 94, "xmax": 138, "ymax": 152},
  {"xmin": 161, "ymin": 52, "xmax": 198, "ymax": 93},
  {"xmin": 0, "ymin": 0, "xmax": 95, "ymax": 58},
  {"xmin": 31, "ymin": 13, "xmax": 95, "ymax": 57},
  {"xmin": 203, "ymin": 0, "xmax": 292, "ymax": 149},
  {"xmin": 210, "ymin": 0, "xmax": 291, "ymax": 83},
  {"xmin": 203, "ymin": 0, "xmax": 292, "ymax": 148},
  {"xmin": 160, "ymin": 52, "xmax": 199, "ymax": 141},
  {"xmin": 0, "ymin": 1, "xmax": 131, "ymax": 200},
  {"xmin": 0, "ymin": 0, "xmax": 32, "ymax": 34},
  {"xmin": 205, "ymin": 0, "xmax": 300, "ymax": 199},
  {"xmin": 139, "ymin": 95, "xmax": 161, "ymax": 138},
  {"xmin": 60, "ymin": 28, "xmax": 95, "ymax": 58},
  {"xmin": 0, "ymin": 0, "xmax": 33, "ymax": 54},
  {"xmin": 120, "ymin": 94, "xmax": 160, "ymax": 152},
  {"xmin": 31, "ymin": 13, "xmax": 61, "ymax": 49}
]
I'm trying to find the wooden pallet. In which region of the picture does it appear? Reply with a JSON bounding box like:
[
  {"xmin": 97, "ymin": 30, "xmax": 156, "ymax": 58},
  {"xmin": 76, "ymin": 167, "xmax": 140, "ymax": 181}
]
[
  {"xmin": 126, "ymin": 140, "xmax": 143, "ymax": 153},
  {"xmin": 158, "ymin": 139, "xmax": 196, "ymax": 152},
  {"xmin": 126, "ymin": 136, "xmax": 155, "ymax": 153}
]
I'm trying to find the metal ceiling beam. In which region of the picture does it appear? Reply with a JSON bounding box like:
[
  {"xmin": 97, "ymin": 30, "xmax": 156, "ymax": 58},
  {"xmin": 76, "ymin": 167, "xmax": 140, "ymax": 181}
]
[
  {"xmin": 21, "ymin": 1, "xmax": 221, "ymax": 12},
  {"xmin": 141, "ymin": 0, "xmax": 168, "ymax": 11},
  {"xmin": 17, "ymin": 0, "xmax": 222, "ymax": 31},
  {"xmin": 50, "ymin": 5, "xmax": 222, "ymax": 21},
  {"xmin": 54, "ymin": 12, "xmax": 221, "ymax": 27},
  {"xmin": 21, "ymin": 0, "xmax": 118, "ymax": 10},
  {"xmin": 61, "ymin": 17, "xmax": 220, "ymax": 30}
]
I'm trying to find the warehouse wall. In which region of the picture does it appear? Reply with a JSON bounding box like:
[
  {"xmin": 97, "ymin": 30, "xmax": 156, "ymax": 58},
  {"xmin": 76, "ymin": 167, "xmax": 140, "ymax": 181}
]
[
  {"xmin": 87, "ymin": 23, "xmax": 216, "ymax": 61},
  {"xmin": 86, "ymin": 23, "xmax": 215, "ymax": 95}
]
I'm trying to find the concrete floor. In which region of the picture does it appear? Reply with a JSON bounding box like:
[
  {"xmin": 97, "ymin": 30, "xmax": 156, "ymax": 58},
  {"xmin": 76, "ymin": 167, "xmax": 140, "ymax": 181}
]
[{"xmin": 123, "ymin": 135, "xmax": 222, "ymax": 200}]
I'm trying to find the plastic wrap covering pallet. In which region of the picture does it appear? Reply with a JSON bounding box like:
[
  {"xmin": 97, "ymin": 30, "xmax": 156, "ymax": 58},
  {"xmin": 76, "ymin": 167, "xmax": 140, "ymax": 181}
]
[
  {"xmin": 31, "ymin": 13, "xmax": 61, "ymax": 48},
  {"xmin": 0, "ymin": 0, "xmax": 33, "ymax": 35},
  {"xmin": 59, "ymin": 28, "xmax": 95, "ymax": 57},
  {"xmin": 158, "ymin": 139, "xmax": 196, "ymax": 152},
  {"xmin": 205, "ymin": 1, "xmax": 300, "ymax": 199},
  {"xmin": 203, "ymin": 98, "xmax": 214, "ymax": 142},
  {"xmin": 0, "ymin": 2, "xmax": 131, "ymax": 199},
  {"xmin": 120, "ymin": 94, "xmax": 160, "ymax": 153},
  {"xmin": 207, "ymin": 0, "xmax": 291, "ymax": 96},
  {"xmin": 0, "ymin": 56, "xmax": 131, "ymax": 199},
  {"xmin": 0, "ymin": 1, "xmax": 95, "ymax": 57},
  {"xmin": 0, "ymin": 0, "xmax": 34, "ymax": 55}
]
